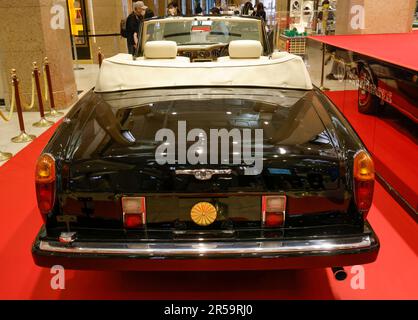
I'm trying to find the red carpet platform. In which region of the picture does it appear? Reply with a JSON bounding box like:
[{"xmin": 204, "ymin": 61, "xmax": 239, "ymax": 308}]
[
  {"xmin": 310, "ymin": 31, "xmax": 418, "ymax": 213},
  {"xmin": 309, "ymin": 31, "xmax": 418, "ymax": 71},
  {"xmin": 0, "ymin": 106, "xmax": 417, "ymax": 299}
]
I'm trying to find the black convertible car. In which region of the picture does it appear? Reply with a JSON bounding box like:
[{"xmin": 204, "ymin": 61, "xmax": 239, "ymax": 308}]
[{"xmin": 32, "ymin": 16, "xmax": 379, "ymax": 274}]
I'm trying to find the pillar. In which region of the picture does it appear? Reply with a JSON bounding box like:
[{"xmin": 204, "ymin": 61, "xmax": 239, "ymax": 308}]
[
  {"xmin": 335, "ymin": 0, "xmax": 416, "ymax": 35},
  {"xmin": 0, "ymin": 0, "xmax": 78, "ymax": 110},
  {"xmin": 88, "ymin": 0, "xmax": 128, "ymax": 63}
]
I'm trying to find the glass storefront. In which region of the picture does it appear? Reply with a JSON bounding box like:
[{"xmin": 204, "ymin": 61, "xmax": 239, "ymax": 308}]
[{"xmin": 67, "ymin": 0, "xmax": 92, "ymax": 60}]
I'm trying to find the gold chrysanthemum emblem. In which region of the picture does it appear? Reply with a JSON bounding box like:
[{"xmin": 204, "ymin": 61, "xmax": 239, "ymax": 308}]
[{"xmin": 190, "ymin": 202, "xmax": 217, "ymax": 226}]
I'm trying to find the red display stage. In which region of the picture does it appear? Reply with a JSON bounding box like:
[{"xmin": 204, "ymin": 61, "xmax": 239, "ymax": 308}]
[
  {"xmin": 309, "ymin": 31, "xmax": 418, "ymax": 72},
  {"xmin": 310, "ymin": 32, "xmax": 418, "ymax": 213},
  {"xmin": 0, "ymin": 95, "xmax": 417, "ymax": 299}
]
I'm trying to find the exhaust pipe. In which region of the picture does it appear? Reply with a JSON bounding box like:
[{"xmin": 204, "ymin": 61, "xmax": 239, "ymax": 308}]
[{"xmin": 331, "ymin": 267, "xmax": 347, "ymax": 281}]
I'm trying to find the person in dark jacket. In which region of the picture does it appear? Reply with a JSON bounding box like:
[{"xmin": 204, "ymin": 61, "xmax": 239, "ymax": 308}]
[
  {"xmin": 126, "ymin": 2, "xmax": 142, "ymax": 54},
  {"xmin": 252, "ymin": 2, "xmax": 266, "ymax": 22},
  {"xmin": 210, "ymin": 7, "xmax": 221, "ymax": 15},
  {"xmin": 211, "ymin": 0, "xmax": 223, "ymax": 15},
  {"xmin": 195, "ymin": 1, "xmax": 203, "ymax": 15},
  {"xmin": 144, "ymin": 5, "xmax": 154, "ymax": 18},
  {"xmin": 241, "ymin": 1, "xmax": 253, "ymax": 15},
  {"xmin": 126, "ymin": 1, "xmax": 154, "ymax": 55}
]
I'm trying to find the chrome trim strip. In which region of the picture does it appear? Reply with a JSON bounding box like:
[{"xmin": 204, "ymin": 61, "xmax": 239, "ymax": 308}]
[
  {"xmin": 175, "ymin": 169, "xmax": 232, "ymax": 180},
  {"xmin": 39, "ymin": 235, "xmax": 372, "ymax": 256},
  {"xmin": 376, "ymin": 172, "xmax": 417, "ymax": 221}
]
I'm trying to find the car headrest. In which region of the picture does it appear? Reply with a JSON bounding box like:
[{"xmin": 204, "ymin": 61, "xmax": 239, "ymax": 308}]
[
  {"xmin": 144, "ymin": 41, "xmax": 177, "ymax": 59},
  {"xmin": 229, "ymin": 40, "xmax": 263, "ymax": 59}
]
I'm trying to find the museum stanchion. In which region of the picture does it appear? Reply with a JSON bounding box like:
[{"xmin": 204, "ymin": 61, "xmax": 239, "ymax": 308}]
[
  {"xmin": 98, "ymin": 47, "xmax": 104, "ymax": 68},
  {"xmin": 43, "ymin": 58, "xmax": 64, "ymax": 118},
  {"xmin": 0, "ymin": 76, "xmax": 15, "ymax": 123},
  {"xmin": 10, "ymin": 69, "xmax": 36, "ymax": 143},
  {"xmin": 0, "ymin": 90, "xmax": 13, "ymax": 156},
  {"xmin": 0, "ymin": 149, "xmax": 12, "ymax": 162},
  {"xmin": 320, "ymin": 42, "xmax": 330, "ymax": 91},
  {"xmin": 20, "ymin": 67, "xmax": 36, "ymax": 111},
  {"xmin": 32, "ymin": 62, "xmax": 54, "ymax": 128},
  {"xmin": 0, "ymin": 72, "xmax": 17, "ymax": 160}
]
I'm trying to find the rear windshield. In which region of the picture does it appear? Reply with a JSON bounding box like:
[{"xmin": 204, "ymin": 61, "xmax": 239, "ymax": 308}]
[{"xmin": 97, "ymin": 88, "xmax": 330, "ymax": 149}]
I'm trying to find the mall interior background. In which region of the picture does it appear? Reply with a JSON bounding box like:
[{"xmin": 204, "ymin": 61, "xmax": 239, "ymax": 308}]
[
  {"xmin": 0, "ymin": 0, "xmax": 417, "ymax": 299},
  {"xmin": 0, "ymin": 0, "xmax": 417, "ymax": 110}
]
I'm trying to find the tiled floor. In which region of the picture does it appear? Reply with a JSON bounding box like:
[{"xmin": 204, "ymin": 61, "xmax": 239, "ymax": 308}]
[{"xmin": 0, "ymin": 64, "xmax": 99, "ymax": 167}]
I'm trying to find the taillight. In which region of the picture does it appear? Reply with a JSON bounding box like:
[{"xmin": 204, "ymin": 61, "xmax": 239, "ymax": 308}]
[
  {"xmin": 353, "ymin": 150, "xmax": 375, "ymax": 217},
  {"xmin": 262, "ymin": 195, "xmax": 286, "ymax": 228},
  {"xmin": 35, "ymin": 154, "xmax": 56, "ymax": 217},
  {"xmin": 122, "ymin": 197, "xmax": 146, "ymax": 228}
]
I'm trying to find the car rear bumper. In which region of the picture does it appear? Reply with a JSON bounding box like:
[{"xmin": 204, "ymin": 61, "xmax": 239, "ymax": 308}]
[{"xmin": 32, "ymin": 222, "xmax": 379, "ymax": 271}]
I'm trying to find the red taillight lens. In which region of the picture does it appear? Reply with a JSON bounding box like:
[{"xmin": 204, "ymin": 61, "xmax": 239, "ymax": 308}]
[
  {"xmin": 35, "ymin": 154, "xmax": 56, "ymax": 216},
  {"xmin": 124, "ymin": 214, "xmax": 143, "ymax": 228},
  {"xmin": 122, "ymin": 197, "xmax": 146, "ymax": 228},
  {"xmin": 262, "ymin": 195, "xmax": 286, "ymax": 228},
  {"xmin": 353, "ymin": 151, "xmax": 375, "ymax": 217},
  {"xmin": 265, "ymin": 212, "xmax": 285, "ymax": 227}
]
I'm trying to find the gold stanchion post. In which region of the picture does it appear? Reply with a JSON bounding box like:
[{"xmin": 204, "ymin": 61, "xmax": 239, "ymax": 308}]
[
  {"xmin": 0, "ymin": 150, "xmax": 12, "ymax": 162},
  {"xmin": 44, "ymin": 57, "xmax": 64, "ymax": 118},
  {"xmin": 32, "ymin": 62, "xmax": 54, "ymax": 127},
  {"xmin": 98, "ymin": 47, "xmax": 103, "ymax": 68},
  {"xmin": 10, "ymin": 69, "xmax": 36, "ymax": 143}
]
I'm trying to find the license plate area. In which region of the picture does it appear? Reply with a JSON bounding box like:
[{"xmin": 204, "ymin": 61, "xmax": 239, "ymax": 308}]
[
  {"xmin": 172, "ymin": 229, "xmax": 236, "ymax": 240},
  {"xmin": 146, "ymin": 195, "xmax": 261, "ymax": 229}
]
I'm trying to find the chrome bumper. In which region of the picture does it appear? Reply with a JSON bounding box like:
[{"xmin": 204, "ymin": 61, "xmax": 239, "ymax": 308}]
[
  {"xmin": 33, "ymin": 223, "xmax": 379, "ymax": 270},
  {"xmin": 37, "ymin": 234, "xmax": 375, "ymax": 257}
]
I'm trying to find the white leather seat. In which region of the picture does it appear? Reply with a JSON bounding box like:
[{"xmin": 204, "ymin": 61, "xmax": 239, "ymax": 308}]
[
  {"xmin": 144, "ymin": 41, "xmax": 178, "ymax": 59},
  {"xmin": 217, "ymin": 40, "xmax": 263, "ymax": 62},
  {"xmin": 228, "ymin": 40, "xmax": 263, "ymax": 59}
]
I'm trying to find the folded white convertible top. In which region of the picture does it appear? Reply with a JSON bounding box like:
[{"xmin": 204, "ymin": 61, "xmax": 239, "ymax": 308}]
[{"xmin": 94, "ymin": 53, "xmax": 313, "ymax": 92}]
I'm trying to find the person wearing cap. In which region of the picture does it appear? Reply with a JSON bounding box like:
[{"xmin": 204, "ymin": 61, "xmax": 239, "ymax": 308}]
[{"xmin": 126, "ymin": 1, "xmax": 154, "ymax": 55}]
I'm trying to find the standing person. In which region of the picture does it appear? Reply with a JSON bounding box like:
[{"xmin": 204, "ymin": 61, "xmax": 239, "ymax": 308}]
[
  {"xmin": 210, "ymin": 7, "xmax": 221, "ymax": 15},
  {"xmin": 195, "ymin": 1, "xmax": 203, "ymax": 14},
  {"xmin": 143, "ymin": 2, "xmax": 154, "ymax": 18},
  {"xmin": 318, "ymin": 0, "xmax": 330, "ymax": 35},
  {"xmin": 252, "ymin": 2, "xmax": 266, "ymax": 22},
  {"xmin": 212, "ymin": 0, "xmax": 223, "ymax": 14},
  {"xmin": 241, "ymin": 1, "xmax": 253, "ymax": 15},
  {"xmin": 126, "ymin": 2, "xmax": 143, "ymax": 55},
  {"xmin": 167, "ymin": 1, "xmax": 181, "ymax": 16},
  {"xmin": 126, "ymin": 1, "xmax": 154, "ymax": 55}
]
